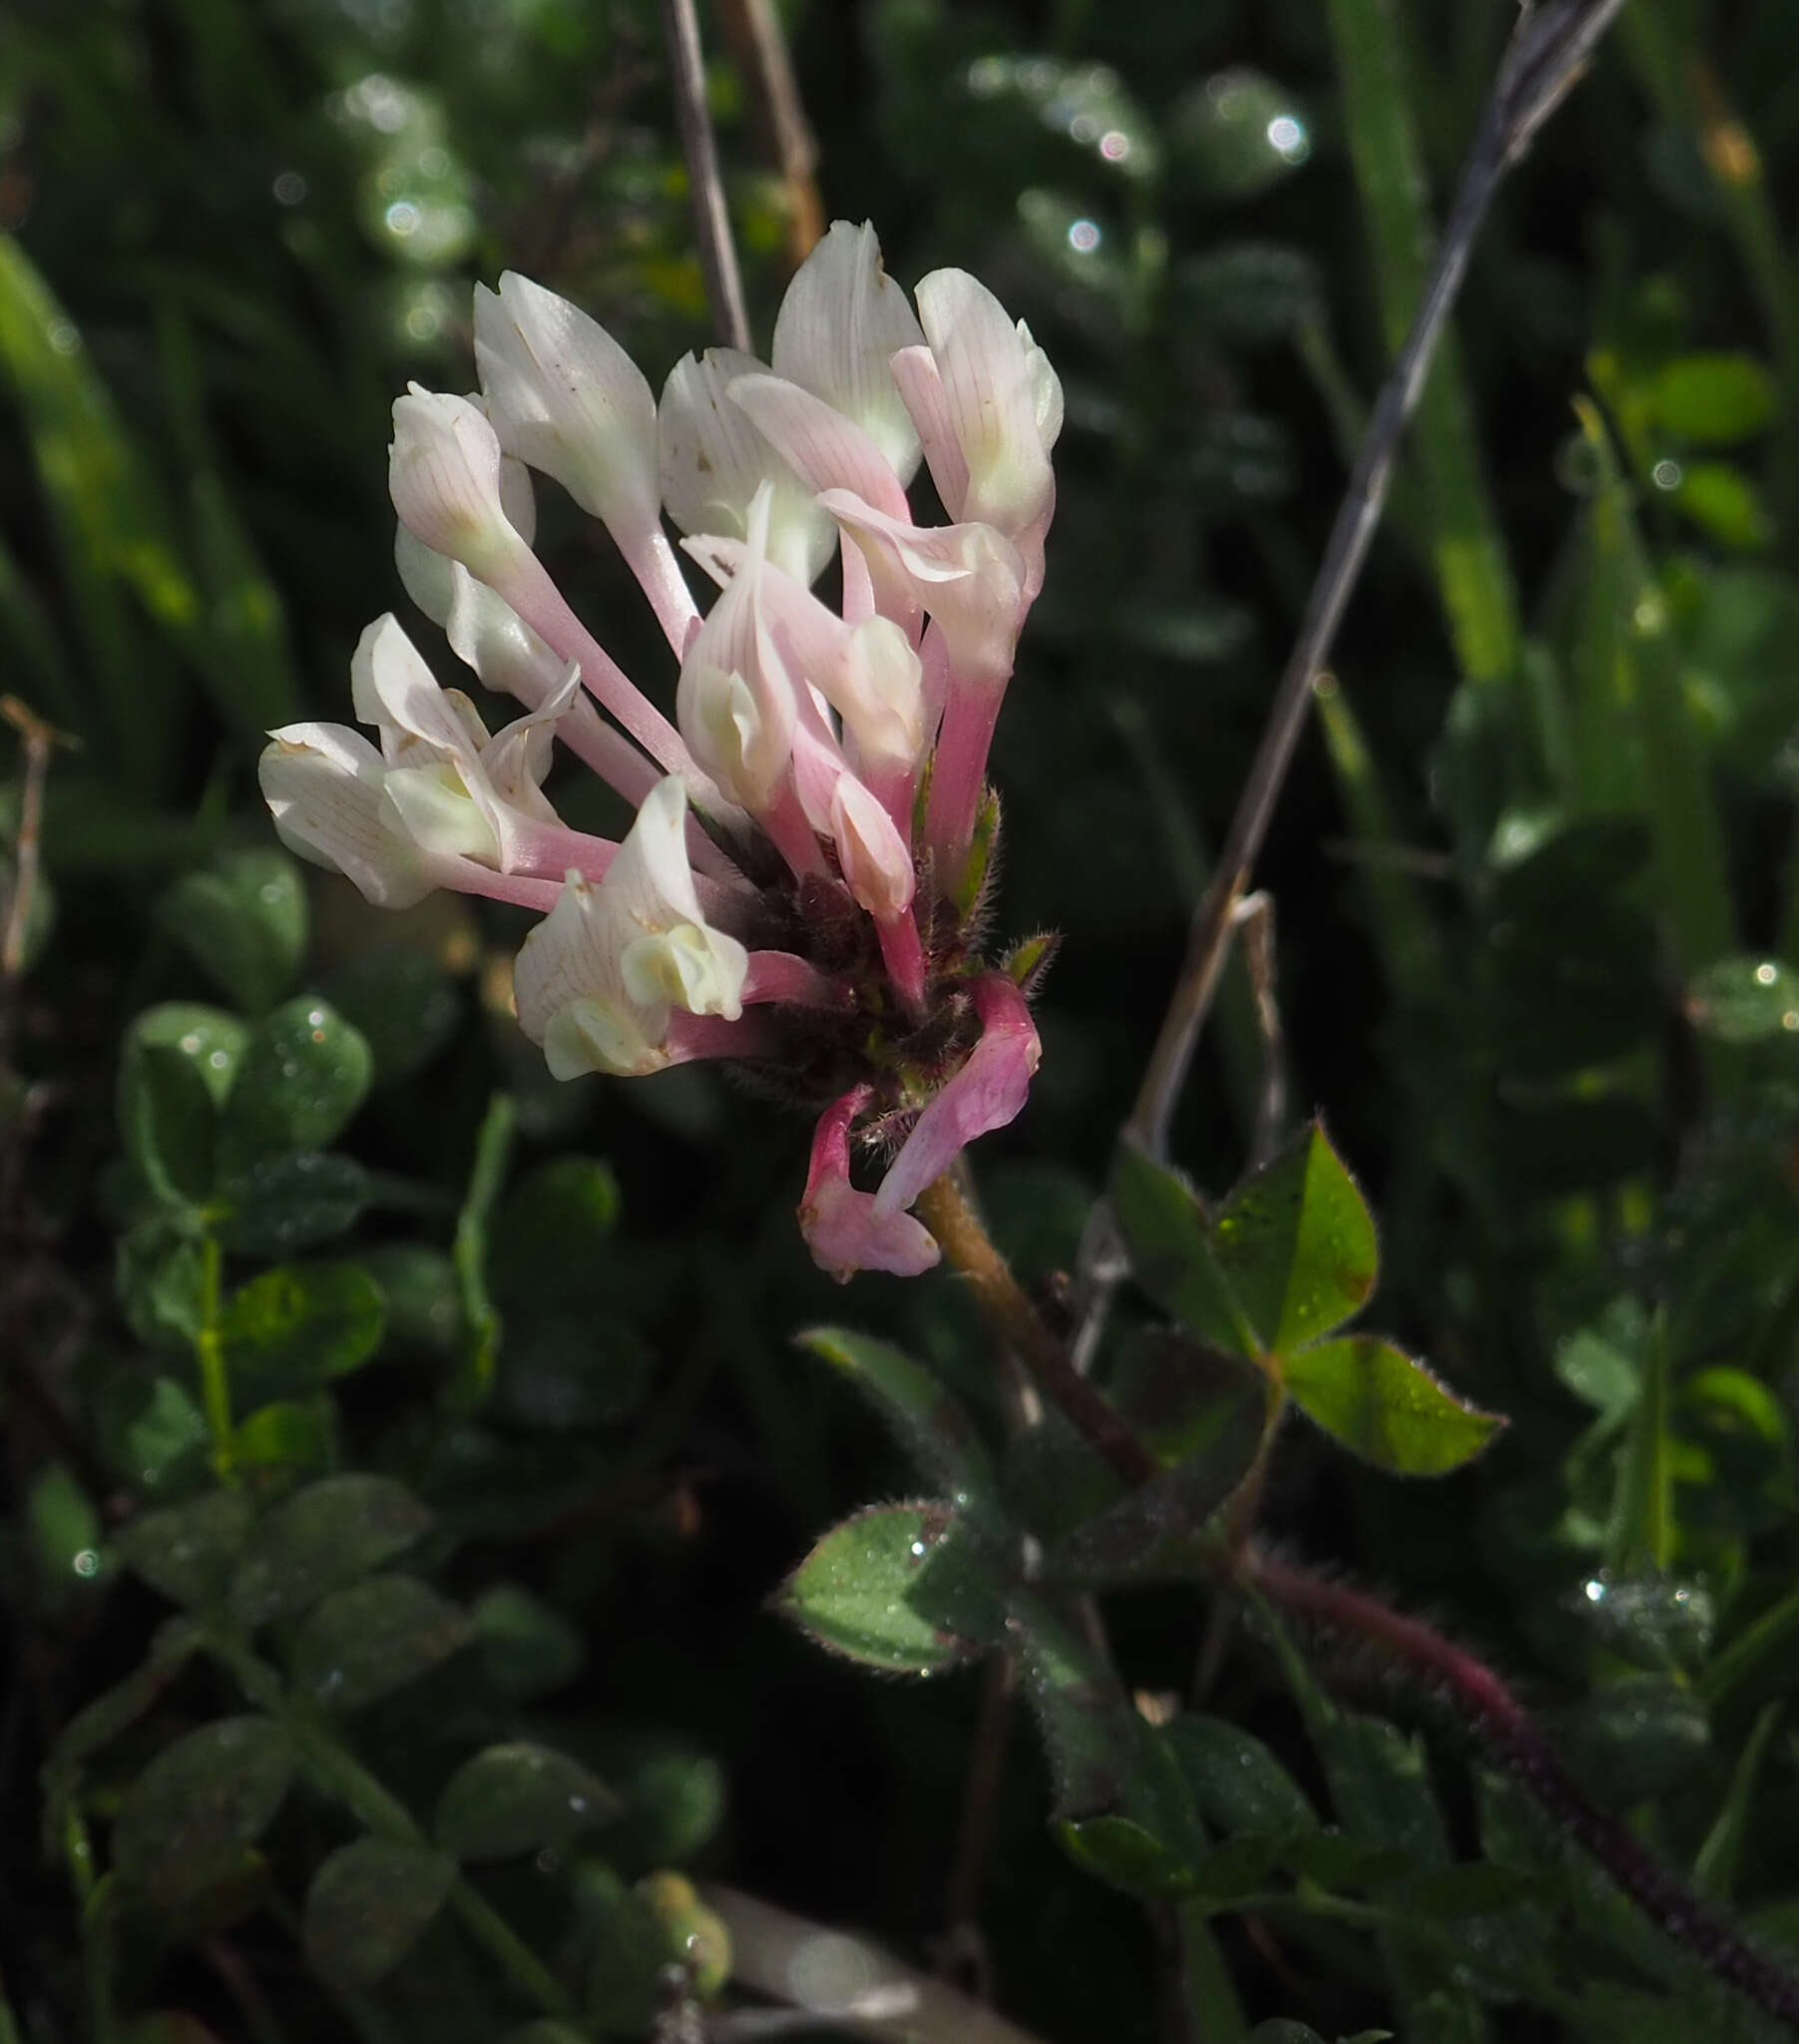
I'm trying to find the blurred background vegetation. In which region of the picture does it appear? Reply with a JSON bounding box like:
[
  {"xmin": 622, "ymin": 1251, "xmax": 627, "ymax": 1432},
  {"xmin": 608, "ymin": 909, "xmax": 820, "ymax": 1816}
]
[{"xmin": 11, "ymin": 0, "xmax": 1799, "ymax": 2038}]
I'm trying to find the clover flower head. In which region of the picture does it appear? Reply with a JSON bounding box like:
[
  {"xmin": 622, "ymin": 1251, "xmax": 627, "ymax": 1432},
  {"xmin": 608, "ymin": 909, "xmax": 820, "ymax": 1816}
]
[{"xmin": 260, "ymin": 222, "xmax": 1059, "ymax": 1278}]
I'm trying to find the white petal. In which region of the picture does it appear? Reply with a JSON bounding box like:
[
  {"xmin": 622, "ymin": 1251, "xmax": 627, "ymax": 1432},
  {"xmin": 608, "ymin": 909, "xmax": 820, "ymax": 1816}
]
[
  {"xmin": 1017, "ymin": 319, "xmax": 1064, "ymax": 450},
  {"xmin": 659, "ymin": 348, "xmax": 835, "ymax": 585},
  {"xmin": 351, "ymin": 614, "xmax": 475, "ymax": 760},
  {"xmin": 889, "ymin": 344, "xmax": 969, "ymax": 519},
  {"xmin": 675, "ymin": 490, "xmax": 802, "ymax": 812},
  {"xmin": 608, "ymin": 775, "xmax": 708, "ymax": 933},
  {"xmin": 475, "ymin": 272, "xmax": 662, "ymax": 546},
  {"xmin": 478, "ymin": 668, "xmax": 580, "ymax": 820},
  {"xmin": 835, "ymin": 615, "xmax": 925, "ymax": 771},
  {"xmin": 395, "ymin": 524, "xmax": 457, "ymax": 626},
  {"xmin": 818, "ymin": 492, "xmax": 1025, "ymax": 681},
  {"xmin": 258, "ymin": 724, "xmax": 436, "ymax": 908},
  {"xmin": 514, "ymin": 875, "xmax": 635, "ymax": 1045},
  {"xmin": 914, "ymin": 271, "xmax": 1053, "ymax": 540},
  {"xmin": 769, "ymin": 220, "xmax": 924, "ymax": 484},
  {"xmin": 727, "ymin": 371, "xmax": 910, "ymax": 520}
]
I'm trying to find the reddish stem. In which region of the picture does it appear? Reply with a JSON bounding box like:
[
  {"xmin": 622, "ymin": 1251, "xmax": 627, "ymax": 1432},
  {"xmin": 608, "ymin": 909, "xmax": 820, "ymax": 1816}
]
[
  {"xmin": 1247, "ymin": 1550, "xmax": 1799, "ymax": 2030},
  {"xmin": 922, "ymin": 1177, "xmax": 1799, "ymax": 2035}
]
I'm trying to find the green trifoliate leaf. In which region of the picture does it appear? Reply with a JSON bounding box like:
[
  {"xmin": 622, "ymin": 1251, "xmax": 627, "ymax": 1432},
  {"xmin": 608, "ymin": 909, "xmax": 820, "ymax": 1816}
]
[
  {"xmin": 218, "ymin": 1261, "xmax": 386, "ymax": 1406},
  {"xmin": 777, "ymin": 1502, "xmax": 1001, "ymax": 1676},
  {"xmin": 218, "ymin": 996, "xmax": 371, "ymax": 1168},
  {"xmin": 291, "ymin": 1574, "xmax": 471, "ymax": 1709},
  {"xmin": 117, "ymin": 1489, "xmax": 253, "ymax": 1607},
  {"xmin": 1211, "ymin": 1123, "xmax": 1378, "ymax": 1355},
  {"xmin": 1283, "ymin": 1337, "xmax": 1503, "ymax": 1474},
  {"xmin": 159, "ymin": 849, "xmax": 306, "ymax": 1017},
  {"xmin": 111, "ymin": 1716, "xmax": 294, "ymax": 1903},
  {"xmin": 303, "ymin": 1837, "xmax": 456, "ymax": 1987},
  {"xmin": 227, "ymin": 1473, "xmax": 432, "ymax": 1626},
  {"xmin": 1111, "ymin": 1138, "xmax": 1255, "ymax": 1358},
  {"xmin": 433, "ymin": 1741, "xmax": 618, "ymax": 1860}
]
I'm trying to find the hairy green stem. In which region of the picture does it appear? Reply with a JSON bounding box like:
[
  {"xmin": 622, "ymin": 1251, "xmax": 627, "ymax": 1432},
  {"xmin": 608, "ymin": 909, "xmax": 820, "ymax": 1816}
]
[
  {"xmin": 196, "ymin": 1231, "xmax": 233, "ymax": 1480},
  {"xmin": 449, "ymin": 1091, "xmax": 516, "ymax": 1417}
]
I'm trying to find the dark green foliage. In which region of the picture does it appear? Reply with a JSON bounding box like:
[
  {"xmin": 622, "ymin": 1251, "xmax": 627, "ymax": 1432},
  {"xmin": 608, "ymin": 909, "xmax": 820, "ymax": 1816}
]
[{"xmin": 12, "ymin": 0, "xmax": 1799, "ymax": 2039}]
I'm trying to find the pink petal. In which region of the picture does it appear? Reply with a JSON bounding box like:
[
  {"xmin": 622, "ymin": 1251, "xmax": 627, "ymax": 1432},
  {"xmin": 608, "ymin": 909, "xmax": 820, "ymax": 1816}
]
[
  {"xmin": 799, "ymin": 1088, "xmax": 942, "ymax": 1282},
  {"xmin": 873, "ymin": 976, "xmax": 1042, "ymax": 1218}
]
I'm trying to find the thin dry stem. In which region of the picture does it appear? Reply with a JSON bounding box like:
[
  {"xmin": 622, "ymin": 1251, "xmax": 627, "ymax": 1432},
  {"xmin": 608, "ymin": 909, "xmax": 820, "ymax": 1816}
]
[
  {"xmin": 1128, "ymin": 0, "xmax": 1625, "ymax": 1159},
  {"xmin": 660, "ymin": 0, "xmax": 752, "ymax": 352},
  {"xmin": 714, "ymin": 0, "xmax": 824, "ymax": 275}
]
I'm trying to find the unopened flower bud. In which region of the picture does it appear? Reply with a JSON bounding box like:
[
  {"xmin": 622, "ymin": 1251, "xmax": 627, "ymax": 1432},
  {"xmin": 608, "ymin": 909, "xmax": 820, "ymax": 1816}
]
[{"xmin": 389, "ymin": 386, "xmax": 530, "ymax": 582}]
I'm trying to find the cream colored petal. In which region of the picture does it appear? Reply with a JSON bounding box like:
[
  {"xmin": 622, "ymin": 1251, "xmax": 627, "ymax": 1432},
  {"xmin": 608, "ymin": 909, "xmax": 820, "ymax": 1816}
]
[
  {"xmin": 659, "ymin": 347, "xmax": 835, "ymax": 584},
  {"xmin": 258, "ymin": 724, "xmax": 437, "ymax": 909},
  {"xmin": 543, "ymin": 995, "xmax": 670, "ymax": 1079}
]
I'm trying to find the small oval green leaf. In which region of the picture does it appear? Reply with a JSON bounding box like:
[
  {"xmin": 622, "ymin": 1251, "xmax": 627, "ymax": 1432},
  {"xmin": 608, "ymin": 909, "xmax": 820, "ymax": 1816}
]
[
  {"xmin": 227, "ymin": 1473, "xmax": 432, "ymax": 1626},
  {"xmin": 112, "ymin": 1716, "xmax": 293, "ymax": 1903},
  {"xmin": 291, "ymin": 1574, "xmax": 471, "ymax": 1709},
  {"xmin": 1284, "ymin": 1337, "xmax": 1504, "ymax": 1475},
  {"xmin": 1212, "ymin": 1123, "xmax": 1377, "ymax": 1355},
  {"xmin": 160, "ymin": 850, "xmax": 306, "ymax": 1017},
  {"xmin": 798, "ymin": 1327, "xmax": 998, "ymax": 1505},
  {"xmin": 303, "ymin": 1836, "xmax": 456, "ymax": 1987},
  {"xmin": 1111, "ymin": 1139, "xmax": 1255, "ymax": 1357},
  {"xmin": 118, "ymin": 1005, "xmax": 244, "ymax": 1206},
  {"xmin": 1163, "ymin": 1715, "xmax": 1318, "ymax": 1836},
  {"xmin": 777, "ymin": 1502, "xmax": 991, "ymax": 1676},
  {"xmin": 1649, "ymin": 352, "xmax": 1779, "ymax": 445},
  {"xmin": 117, "ymin": 1489, "xmax": 254, "ymax": 1606},
  {"xmin": 217, "ymin": 1151, "xmax": 369, "ymax": 1256},
  {"xmin": 219, "ymin": 997, "xmax": 371, "ymax": 1167},
  {"xmin": 1054, "ymin": 1812, "xmax": 1193, "ymax": 1897},
  {"xmin": 219, "ymin": 1261, "xmax": 386, "ymax": 1405},
  {"xmin": 434, "ymin": 1741, "xmax": 618, "ymax": 1861}
]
